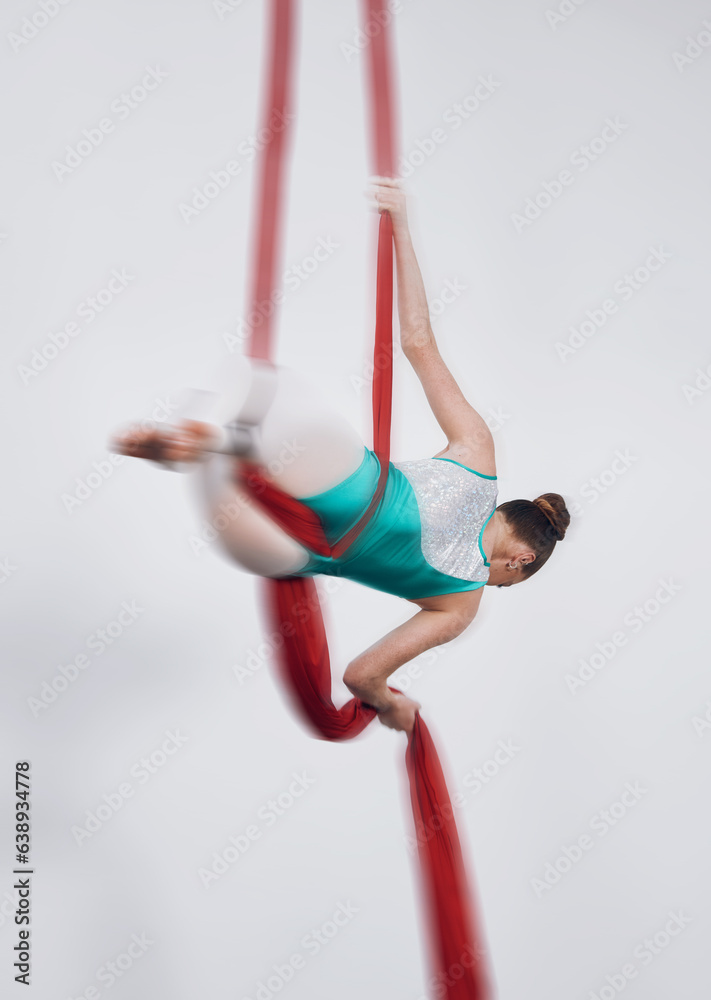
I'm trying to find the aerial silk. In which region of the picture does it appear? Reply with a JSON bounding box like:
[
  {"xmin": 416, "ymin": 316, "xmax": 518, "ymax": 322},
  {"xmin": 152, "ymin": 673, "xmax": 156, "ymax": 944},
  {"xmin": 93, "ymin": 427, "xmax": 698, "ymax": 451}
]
[{"xmin": 236, "ymin": 2, "xmax": 494, "ymax": 997}]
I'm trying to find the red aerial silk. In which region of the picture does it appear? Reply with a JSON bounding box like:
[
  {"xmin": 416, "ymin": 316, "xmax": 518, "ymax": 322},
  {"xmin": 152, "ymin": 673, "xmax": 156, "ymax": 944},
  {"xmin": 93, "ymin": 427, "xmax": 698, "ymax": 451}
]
[{"xmin": 238, "ymin": 2, "xmax": 494, "ymax": 997}]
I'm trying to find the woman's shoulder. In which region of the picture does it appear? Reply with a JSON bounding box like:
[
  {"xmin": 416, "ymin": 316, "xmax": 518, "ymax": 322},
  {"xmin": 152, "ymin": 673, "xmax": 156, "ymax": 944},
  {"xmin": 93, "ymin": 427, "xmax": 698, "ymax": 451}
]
[
  {"xmin": 406, "ymin": 586, "xmax": 484, "ymax": 618},
  {"xmin": 431, "ymin": 442, "xmax": 497, "ymax": 481}
]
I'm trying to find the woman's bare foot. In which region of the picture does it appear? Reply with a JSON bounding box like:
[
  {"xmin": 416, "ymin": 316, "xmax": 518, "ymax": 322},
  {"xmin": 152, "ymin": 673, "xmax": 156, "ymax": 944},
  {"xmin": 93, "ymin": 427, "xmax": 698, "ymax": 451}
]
[{"xmin": 111, "ymin": 420, "xmax": 219, "ymax": 465}]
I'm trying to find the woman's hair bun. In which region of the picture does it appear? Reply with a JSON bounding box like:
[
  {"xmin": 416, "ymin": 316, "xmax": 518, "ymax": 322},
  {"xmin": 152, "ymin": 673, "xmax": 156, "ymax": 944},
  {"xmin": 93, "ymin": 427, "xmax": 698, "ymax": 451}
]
[{"xmin": 533, "ymin": 493, "xmax": 570, "ymax": 542}]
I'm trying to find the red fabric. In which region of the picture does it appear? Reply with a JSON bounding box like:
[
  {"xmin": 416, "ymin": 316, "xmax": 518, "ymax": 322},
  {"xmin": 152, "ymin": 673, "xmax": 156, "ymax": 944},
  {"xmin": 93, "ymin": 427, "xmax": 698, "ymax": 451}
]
[
  {"xmin": 332, "ymin": 209, "xmax": 393, "ymax": 559},
  {"xmin": 363, "ymin": 0, "xmax": 398, "ymax": 178},
  {"xmin": 240, "ymin": 2, "xmax": 494, "ymax": 996},
  {"xmin": 245, "ymin": 0, "xmax": 295, "ymax": 363},
  {"xmin": 259, "ymin": 577, "xmax": 492, "ymax": 998},
  {"xmin": 406, "ymin": 717, "xmax": 492, "ymax": 999},
  {"xmin": 237, "ymin": 464, "xmax": 333, "ymax": 557}
]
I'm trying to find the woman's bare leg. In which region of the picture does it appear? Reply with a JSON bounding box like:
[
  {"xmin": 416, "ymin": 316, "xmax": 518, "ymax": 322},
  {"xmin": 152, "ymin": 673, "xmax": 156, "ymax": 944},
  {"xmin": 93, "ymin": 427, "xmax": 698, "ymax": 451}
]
[
  {"xmin": 196, "ymin": 454, "xmax": 312, "ymax": 576},
  {"xmin": 192, "ymin": 360, "xmax": 366, "ymax": 577}
]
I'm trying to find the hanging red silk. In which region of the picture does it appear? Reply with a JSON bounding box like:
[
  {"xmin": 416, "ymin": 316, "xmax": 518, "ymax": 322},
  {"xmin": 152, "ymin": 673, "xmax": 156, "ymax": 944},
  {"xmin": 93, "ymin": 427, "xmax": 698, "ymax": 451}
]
[{"xmin": 237, "ymin": 2, "xmax": 494, "ymax": 996}]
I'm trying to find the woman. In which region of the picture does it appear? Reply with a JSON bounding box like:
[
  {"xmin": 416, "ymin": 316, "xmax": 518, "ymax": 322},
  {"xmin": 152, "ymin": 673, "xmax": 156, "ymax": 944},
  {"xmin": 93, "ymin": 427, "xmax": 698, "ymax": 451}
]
[{"xmin": 113, "ymin": 178, "xmax": 570, "ymax": 735}]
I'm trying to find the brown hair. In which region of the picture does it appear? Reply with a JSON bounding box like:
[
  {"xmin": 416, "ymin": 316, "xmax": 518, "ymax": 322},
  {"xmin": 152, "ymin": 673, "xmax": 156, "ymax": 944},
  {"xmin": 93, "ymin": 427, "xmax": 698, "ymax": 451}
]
[{"xmin": 496, "ymin": 493, "xmax": 570, "ymax": 578}]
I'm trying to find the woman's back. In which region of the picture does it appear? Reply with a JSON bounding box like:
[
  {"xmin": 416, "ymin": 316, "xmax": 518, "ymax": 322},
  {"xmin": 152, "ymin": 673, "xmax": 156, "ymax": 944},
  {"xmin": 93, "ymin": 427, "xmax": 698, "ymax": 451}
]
[{"xmin": 294, "ymin": 446, "xmax": 499, "ymax": 602}]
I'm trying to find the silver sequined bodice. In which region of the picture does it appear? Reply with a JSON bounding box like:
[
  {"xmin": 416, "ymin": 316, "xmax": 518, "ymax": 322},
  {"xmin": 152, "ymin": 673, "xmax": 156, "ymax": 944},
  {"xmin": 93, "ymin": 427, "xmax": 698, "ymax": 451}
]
[{"xmin": 392, "ymin": 457, "xmax": 498, "ymax": 583}]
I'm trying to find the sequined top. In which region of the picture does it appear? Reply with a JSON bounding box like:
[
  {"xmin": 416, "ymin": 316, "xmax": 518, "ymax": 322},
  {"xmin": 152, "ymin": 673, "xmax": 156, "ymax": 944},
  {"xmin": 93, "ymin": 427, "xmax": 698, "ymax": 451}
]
[{"xmin": 393, "ymin": 456, "xmax": 498, "ymax": 584}]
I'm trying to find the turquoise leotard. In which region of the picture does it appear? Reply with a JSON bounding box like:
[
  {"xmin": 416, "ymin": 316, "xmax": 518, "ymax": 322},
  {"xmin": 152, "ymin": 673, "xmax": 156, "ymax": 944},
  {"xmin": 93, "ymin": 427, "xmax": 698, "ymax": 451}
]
[{"xmin": 294, "ymin": 446, "xmax": 498, "ymax": 601}]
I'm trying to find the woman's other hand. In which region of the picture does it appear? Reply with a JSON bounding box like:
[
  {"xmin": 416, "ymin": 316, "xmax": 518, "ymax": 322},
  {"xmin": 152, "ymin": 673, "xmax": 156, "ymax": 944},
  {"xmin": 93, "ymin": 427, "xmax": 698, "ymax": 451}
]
[
  {"xmin": 376, "ymin": 691, "xmax": 421, "ymax": 735},
  {"xmin": 368, "ymin": 175, "xmax": 407, "ymax": 228}
]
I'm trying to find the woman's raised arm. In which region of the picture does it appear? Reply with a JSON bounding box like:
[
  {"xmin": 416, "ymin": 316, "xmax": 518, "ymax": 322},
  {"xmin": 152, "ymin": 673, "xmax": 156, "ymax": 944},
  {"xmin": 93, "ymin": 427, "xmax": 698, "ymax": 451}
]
[{"xmin": 370, "ymin": 177, "xmax": 496, "ymax": 476}]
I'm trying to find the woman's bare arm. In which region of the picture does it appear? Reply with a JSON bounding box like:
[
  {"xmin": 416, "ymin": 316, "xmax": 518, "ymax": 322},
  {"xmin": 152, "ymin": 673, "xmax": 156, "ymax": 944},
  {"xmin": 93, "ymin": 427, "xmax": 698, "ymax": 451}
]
[
  {"xmin": 343, "ymin": 593, "xmax": 480, "ymax": 732},
  {"xmin": 371, "ymin": 177, "xmax": 496, "ymax": 475}
]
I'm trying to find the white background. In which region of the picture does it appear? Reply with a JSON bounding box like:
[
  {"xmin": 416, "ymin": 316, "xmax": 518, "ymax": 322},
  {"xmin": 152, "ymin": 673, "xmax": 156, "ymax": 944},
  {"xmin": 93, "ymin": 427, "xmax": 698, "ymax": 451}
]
[{"xmin": 1, "ymin": 1, "xmax": 710, "ymax": 998}]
